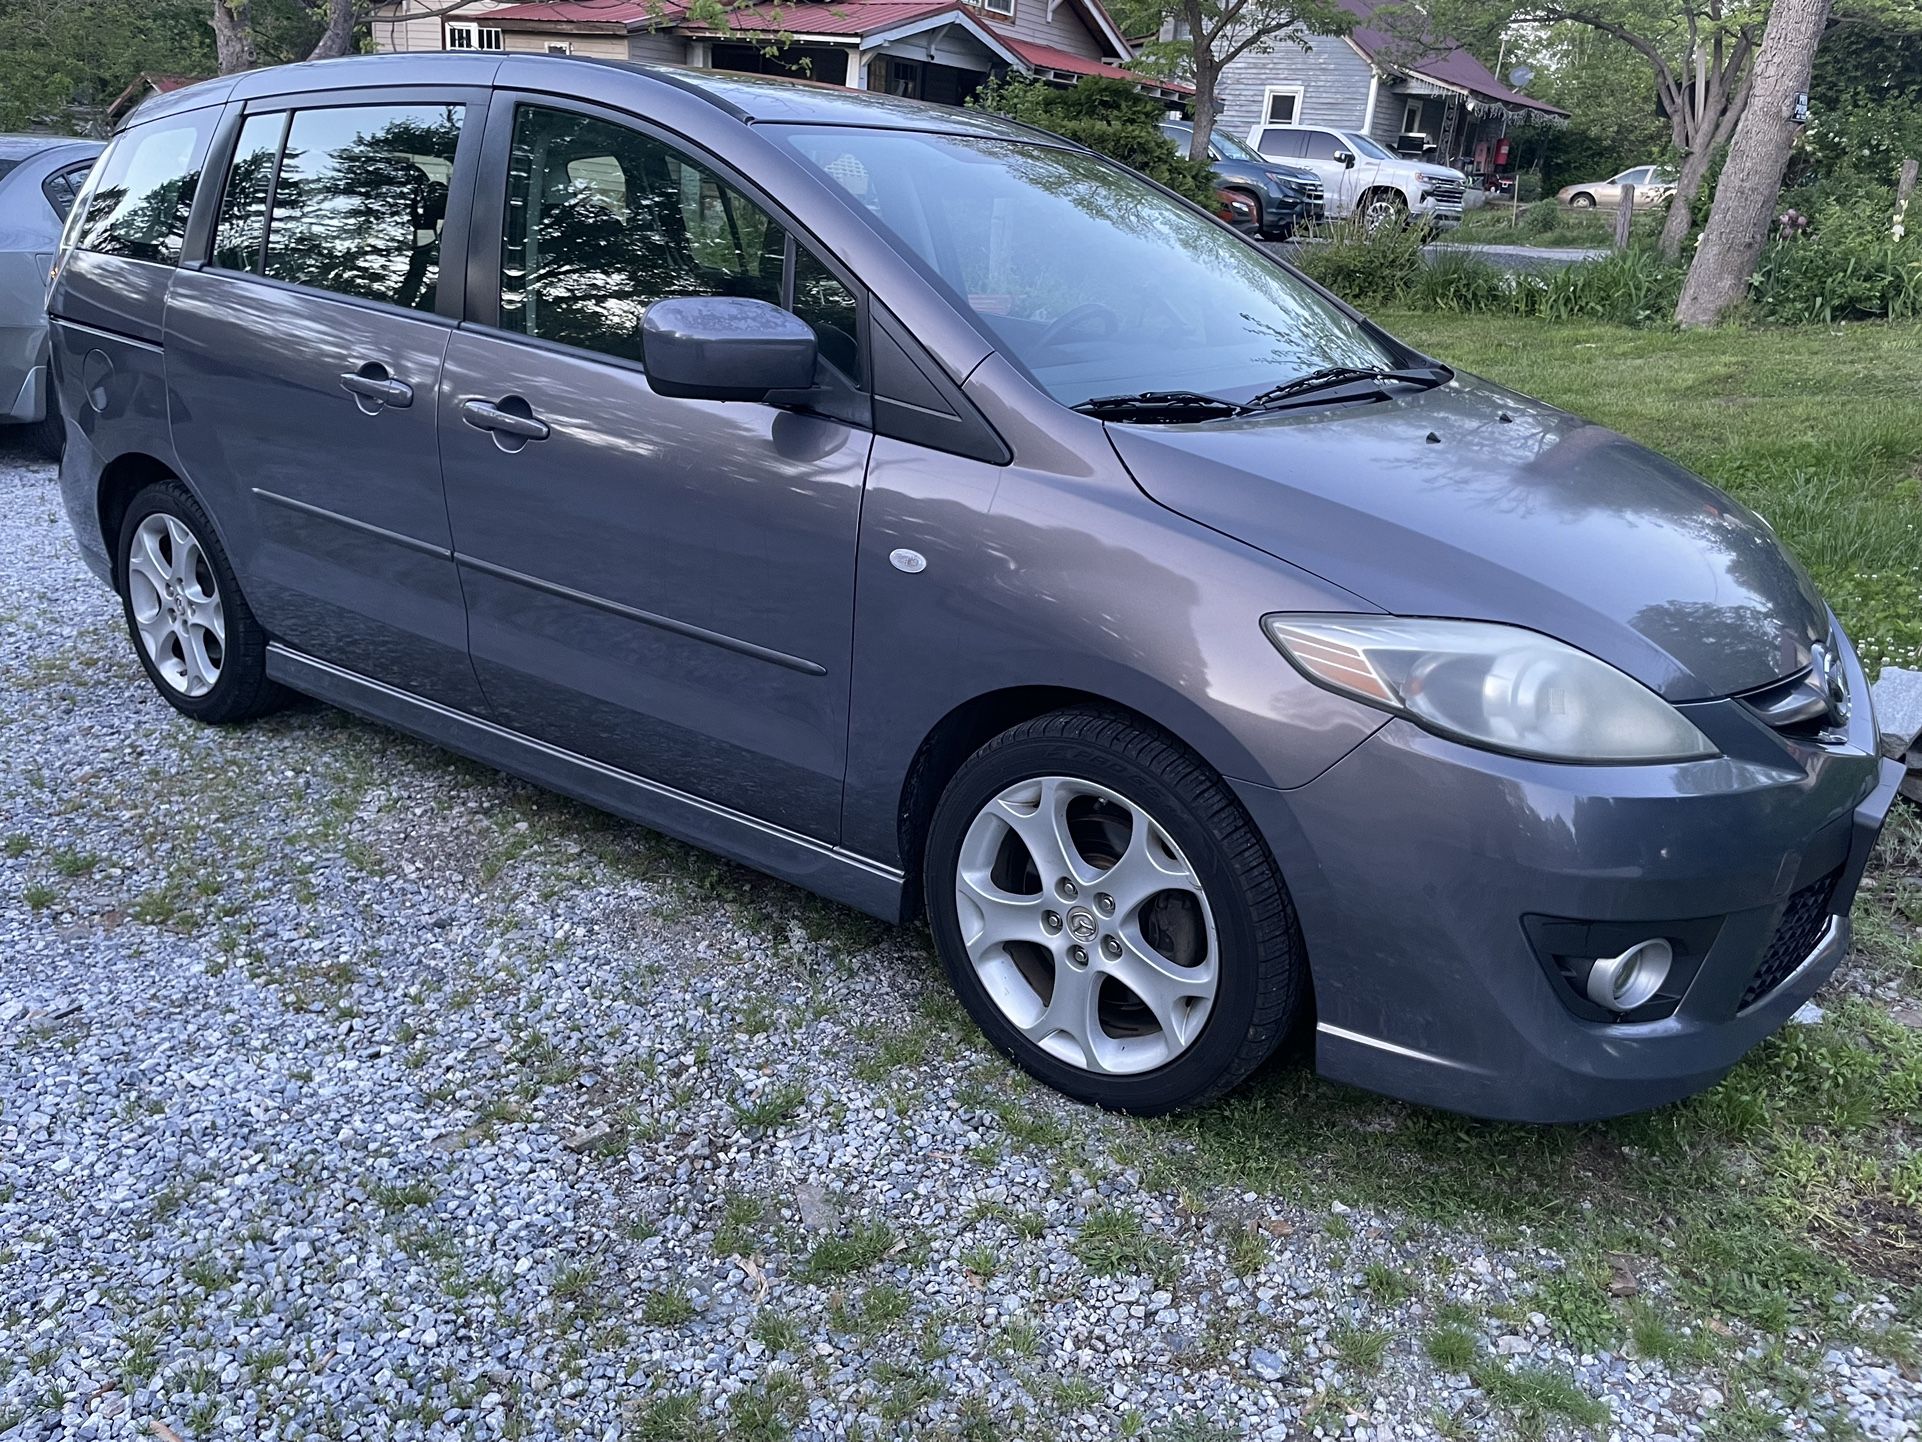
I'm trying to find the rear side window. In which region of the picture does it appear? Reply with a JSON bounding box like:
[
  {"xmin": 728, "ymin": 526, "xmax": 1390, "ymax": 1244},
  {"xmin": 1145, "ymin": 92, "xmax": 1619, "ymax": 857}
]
[
  {"xmin": 1253, "ymin": 128, "xmax": 1305, "ymax": 159},
  {"xmin": 500, "ymin": 103, "xmax": 858, "ymax": 377},
  {"xmin": 210, "ymin": 103, "xmax": 464, "ymax": 312},
  {"xmin": 1299, "ymin": 131, "xmax": 1345, "ymax": 161},
  {"xmin": 74, "ymin": 112, "xmax": 214, "ymax": 264},
  {"xmin": 42, "ymin": 162, "xmax": 93, "ymax": 221}
]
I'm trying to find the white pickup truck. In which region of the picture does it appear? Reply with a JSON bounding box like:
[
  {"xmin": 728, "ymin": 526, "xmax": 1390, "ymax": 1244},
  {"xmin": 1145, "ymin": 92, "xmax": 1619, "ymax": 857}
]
[{"xmin": 1245, "ymin": 122, "xmax": 1467, "ymax": 232}]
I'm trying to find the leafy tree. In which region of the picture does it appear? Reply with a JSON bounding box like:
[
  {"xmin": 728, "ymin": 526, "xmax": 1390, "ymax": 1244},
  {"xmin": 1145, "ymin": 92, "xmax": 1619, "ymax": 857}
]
[
  {"xmin": 1118, "ymin": 0, "xmax": 1352, "ymax": 160},
  {"xmin": 1506, "ymin": 23, "xmax": 1673, "ymax": 188},
  {"xmin": 969, "ymin": 75, "xmax": 1222, "ymax": 204},
  {"xmin": 0, "ymin": 0, "xmax": 212, "ymax": 130}
]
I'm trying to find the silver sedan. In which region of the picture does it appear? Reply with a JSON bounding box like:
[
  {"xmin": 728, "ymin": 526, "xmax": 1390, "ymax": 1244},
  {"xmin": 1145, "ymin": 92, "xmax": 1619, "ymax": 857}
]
[{"xmin": 1, "ymin": 135, "xmax": 102, "ymax": 456}]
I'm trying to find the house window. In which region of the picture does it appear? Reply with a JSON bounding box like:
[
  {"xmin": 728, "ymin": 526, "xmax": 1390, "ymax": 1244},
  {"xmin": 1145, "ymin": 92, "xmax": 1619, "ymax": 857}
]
[
  {"xmin": 444, "ymin": 21, "xmax": 503, "ymax": 49},
  {"xmin": 1261, "ymin": 86, "xmax": 1302, "ymax": 125},
  {"xmin": 978, "ymin": 0, "xmax": 1015, "ymax": 15},
  {"xmin": 1401, "ymin": 99, "xmax": 1423, "ymax": 135}
]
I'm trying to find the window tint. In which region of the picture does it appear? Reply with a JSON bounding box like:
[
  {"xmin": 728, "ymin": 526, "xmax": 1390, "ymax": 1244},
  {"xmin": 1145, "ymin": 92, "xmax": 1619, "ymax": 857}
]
[
  {"xmin": 501, "ymin": 104, "xmax": 855, "ymax": 378},
  {"xmin": 1253, "ymin": 128, "xmax": 1304, "ymax": 159},
  {"xmin": 74, "ymin": 112, "xmax": 213, "ymax": 263},
  {"xmin": 213, "ymin": 111, "xmax": 286, "ymax": 273},
  {"xmin": 42, "ymin": 163, "xmax": 93, "ymax": 221},
  {"xmin": 1299, "ymin": 131, "xmax": 1345, "ymax": 161},
  {"xmin": 264, "ymin": 104, "xmax": 463, "ymax": 311}
]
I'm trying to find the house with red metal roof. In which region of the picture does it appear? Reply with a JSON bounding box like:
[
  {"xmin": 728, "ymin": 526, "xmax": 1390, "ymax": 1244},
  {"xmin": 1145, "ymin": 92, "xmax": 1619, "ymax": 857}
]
[
  {"xmin": 372, "ymin": 0, "xmax": 1187, "ymax": 106},
  {"xmin": 1206, "ymin": 0, "xmax": 1564, "ymax": 187}
]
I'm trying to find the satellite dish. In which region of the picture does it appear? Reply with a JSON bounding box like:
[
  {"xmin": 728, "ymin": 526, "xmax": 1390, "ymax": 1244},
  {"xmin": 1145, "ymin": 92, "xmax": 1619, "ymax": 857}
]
[{"xmin": 1508, "ymin": 65, "xmax": 1534, "ymax": 88}]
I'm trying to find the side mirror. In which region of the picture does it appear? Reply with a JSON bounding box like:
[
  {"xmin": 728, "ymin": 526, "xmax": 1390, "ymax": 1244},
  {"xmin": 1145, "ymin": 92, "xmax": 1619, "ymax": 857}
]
[
  {"xmin": 640, "ymin": 296, "xmax": 818, "ymax": 403},
  {"xmin": 1335, "ymin": 150, "xmax": 1356, "ymax": 169}
]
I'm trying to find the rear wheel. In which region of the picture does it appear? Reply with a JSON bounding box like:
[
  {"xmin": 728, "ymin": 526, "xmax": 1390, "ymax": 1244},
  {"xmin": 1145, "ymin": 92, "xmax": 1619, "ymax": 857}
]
[
  {"xmin": 116, "ymin": 480, "xmax": 287, "ymax": 724},
  {"xmin": 923, "ymin": 709, "xmax": 1305, "ymax": 1114}
]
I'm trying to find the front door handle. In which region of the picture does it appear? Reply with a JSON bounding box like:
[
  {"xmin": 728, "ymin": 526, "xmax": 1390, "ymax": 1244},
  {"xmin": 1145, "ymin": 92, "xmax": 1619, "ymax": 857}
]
[
  {"xmin": 460, "ymin": 398, "xmax": 550, "ymax": 442},
  {"xmin": 340, "ymin": 364, "xmax": 414, "ymax": 411}
]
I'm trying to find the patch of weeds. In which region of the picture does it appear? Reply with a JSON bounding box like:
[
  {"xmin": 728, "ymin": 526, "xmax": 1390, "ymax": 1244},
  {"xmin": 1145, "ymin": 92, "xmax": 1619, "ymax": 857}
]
[
  {"xmin": 552, "ymin": 1260, "xmax": 600, "ymax": 1306},
  {"xmin": 1227, "ymin": 1224, "xmax": 1270, "ymax": 1278},
  {"xmin": 1045, "ymin": 1370, "xmax": 1101, "ymax": 1411},
  {"xmin": 1331, "ymin": 1325, "xmax": 1391, "ymax": 1374},
  {"xmin": 831, "ymin": 1282, "xmax": 909, "ymax": 1337},
  {"xmin": 714, "ymin": 1192, "xmax": 766, "ymax": 1255},
  {"xmin": 1155, "ymin": 1421, "xmax": 1242, "ymax": 1442},
  {"xmin": 726, "ymin": 1370, "xmax": 807, "ymax": 1441},
  {"xmin": 184, "ymin": 1257, "xmax": 234, "ymax": 1293},
  {"xmin": 50, "ymin": 848, "xmax": 98, "ymax": 877},
  {"xmin": 797, "ymin": 1220, "xmax": 894, "ymax": 1283},
  {"xmin": 1424, "ymin": 1323, "xmax": 1479, "ymax": 1373},
  {"xmin": 641, "ymin": 1288, "xmax": 695, "ymax": 1326},
  {"xmin": 1534, "ymin": 1264, "xmax": 1618, "ymax": 1352},
  {"xmin": 2, "ymin": 834, "xmax": 29, "ymax": 858},
  {"xmin": 962, "ymin": 1243, "xmax": 999, "ymax": 1277},
  {"xmin": 1072, "ymin": 1207, "xmax": 1177, "ymax": 1286},
  {"xmin": 1628, "ymin": 1302, "xmax": 1692, "ymax": 1364},
  {"xmin": 22, "ymin": 882, "xmax": 57, "ymax": 912},
  {"xmin": 750, "ymin": 1311, "xmax": 803, "ymax": 1354},
  {"xmin": 733, "ymin": 1082, "xmax": 805, "ymax": 1131},
  {"xmin": 1471, "ymin": 1359, "xmax": 1610, "ymax": 1439},
  {"xmin": 370, "ymin": 1179, "xmax": 436, "ymax": 1211},
  {"xmin": 874, "ymin": 1359, "xmax": 940, "ymax": 1420},
  {"xmin": 1363, "ymin": 1261, "xmax": 1417, "ymax": 1306},
  {"xmin": 1003, "ymin": 1316, "xmax": 1041, "ymax": 1357},
  {"xmin": 1323, "ymin": 1213, "xmax": 1353, "ymax": 1241},
  {"xmin": 632, "ymin": 1392, "xmax": 701, "ymax": 1442}
]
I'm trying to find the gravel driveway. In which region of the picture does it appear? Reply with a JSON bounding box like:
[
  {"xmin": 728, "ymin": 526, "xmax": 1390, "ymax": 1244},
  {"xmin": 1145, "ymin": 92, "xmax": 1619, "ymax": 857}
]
[{"xmin": 3, "ymin": 440, "xmax": 1916, "ymax": 1441}]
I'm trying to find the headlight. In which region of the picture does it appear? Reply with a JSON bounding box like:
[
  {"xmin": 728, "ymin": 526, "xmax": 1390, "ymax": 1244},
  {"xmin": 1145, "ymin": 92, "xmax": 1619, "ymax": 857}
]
[{"xmin": 1262, "ymin": 615, "xmax": 1718, "ymax": 763}]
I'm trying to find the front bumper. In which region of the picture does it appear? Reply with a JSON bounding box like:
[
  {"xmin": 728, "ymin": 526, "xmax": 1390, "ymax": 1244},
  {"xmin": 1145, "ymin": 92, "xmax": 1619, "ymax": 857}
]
[{"xmin": 1236, "ymin": 643, "xmax": 1901, "ymax": 1123}]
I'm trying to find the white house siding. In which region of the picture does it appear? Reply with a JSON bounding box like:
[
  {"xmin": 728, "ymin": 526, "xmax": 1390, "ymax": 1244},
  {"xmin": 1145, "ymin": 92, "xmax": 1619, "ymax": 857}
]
[
  {"xmin": 995, "ymin": 0, "xmax": 1105, "ymax": 61},
  {"xmin": 371, "ymin": 0, "xmax": 509, "ymax": 53},
  {"xmin": 626, "ymin": 29, "xmax": 688, "ymax": 63},
  {"xmin": 1216, "ymin": 33, "xmax": 1376, "ymax": 144},
  {"xmin": 502, "ymin": 28, "xmax": 628, "ymax": 55}
]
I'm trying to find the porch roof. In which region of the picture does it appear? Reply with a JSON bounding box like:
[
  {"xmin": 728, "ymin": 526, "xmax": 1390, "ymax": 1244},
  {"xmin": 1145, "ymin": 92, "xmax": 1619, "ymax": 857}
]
[{"xmin": 993, "ymin": 33, "xmax": 1190, "ymax": 93}]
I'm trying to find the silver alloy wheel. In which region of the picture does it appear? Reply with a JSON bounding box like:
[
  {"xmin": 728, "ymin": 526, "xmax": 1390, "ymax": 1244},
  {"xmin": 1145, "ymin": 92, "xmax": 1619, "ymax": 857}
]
[
  {"xmin": 127, "ymin": 513, "xmax": 225, "ymax": 697},
  {"xmin": 954, "ymin": 775, "xmax": 1219, "ymax": 1075},
  {"xmin": 1362, "ymin": 194, "xmax": 1404, "ymax": 231}
]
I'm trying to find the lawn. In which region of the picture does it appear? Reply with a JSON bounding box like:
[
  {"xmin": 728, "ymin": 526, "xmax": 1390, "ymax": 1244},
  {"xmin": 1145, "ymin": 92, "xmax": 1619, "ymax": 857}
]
[{"xmin": 1138, "ymin": 315, "xmax": 1922, "ymax": 1416}]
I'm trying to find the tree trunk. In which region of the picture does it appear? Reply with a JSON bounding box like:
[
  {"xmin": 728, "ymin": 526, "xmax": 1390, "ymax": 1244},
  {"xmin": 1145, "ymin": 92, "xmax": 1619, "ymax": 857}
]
[
  {"xmin": 307, "ymin": 0, "xmax": 358, "ymax": 59},
  {"xmin": 1657, "ymin": 140, "xmax": 1715, "ymax": 260},
  {"xmin": 1675, "ymin": 0, "xmax": 1832, "ymax": 326},
  {"xmin": 211, "ymin": 0, "xmax": 258, "ymax": 74},
  {"xmin": 1189, "ymin": 57, "xmax": 1218, "ymax": 163}
]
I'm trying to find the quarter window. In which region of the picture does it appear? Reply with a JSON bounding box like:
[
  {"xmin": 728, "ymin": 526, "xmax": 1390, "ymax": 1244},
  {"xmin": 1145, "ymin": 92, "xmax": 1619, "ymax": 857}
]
[
  {"xmin": 212, "ymin": 111, "xmax": 286, "ymax": 273},
  {"xmin": 42, "ymin": 162, "xmax": 94, "ymax": 221},
  {"xmin": 500, "ymin": 104, "xmax": 859, "ymax": 379},
  {"xmin": 262, "ymin": 104, "xmax": 464, "ymax": 312},
  {"xmin": 73, "ymin": 111, "xmax": 215, "ymax": 264}
]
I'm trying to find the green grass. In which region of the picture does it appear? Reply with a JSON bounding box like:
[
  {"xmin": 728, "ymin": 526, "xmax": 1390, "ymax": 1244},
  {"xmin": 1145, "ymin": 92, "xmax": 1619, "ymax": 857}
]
[
  {"xmin": 1071, "ymin": 1207, "xmax": 1178, "ymax": 1287},
  {"xmin": 1383, "ymin": 315, "xmax": 1922, "ymax": 674},
  {"xmin": 796, "ymin": 1221, "xmax": 895, "ymax": 1283}
]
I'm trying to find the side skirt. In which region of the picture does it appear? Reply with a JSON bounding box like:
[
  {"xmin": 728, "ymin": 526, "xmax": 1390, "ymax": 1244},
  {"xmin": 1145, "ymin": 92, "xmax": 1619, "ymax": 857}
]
[{"xmin": 265, "ymin": 644, "xmax": 907, "ymax": 923}]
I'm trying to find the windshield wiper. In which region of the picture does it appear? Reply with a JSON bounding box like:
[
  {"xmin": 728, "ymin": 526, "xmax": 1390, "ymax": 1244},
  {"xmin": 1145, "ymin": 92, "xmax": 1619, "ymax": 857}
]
[
  {"xmin": 1249, "ymin": 365, "xmax": 1451, "ymax": 410},
  {"xmin": 1073, "ymin": 390, "xmax": 1255, "ymax": 424}
]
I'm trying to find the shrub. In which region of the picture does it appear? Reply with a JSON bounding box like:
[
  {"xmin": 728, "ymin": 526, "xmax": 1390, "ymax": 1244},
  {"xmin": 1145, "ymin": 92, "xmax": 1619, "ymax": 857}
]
[
  {"xmin": 968, "ymin": 76, "xmax": 1218, "ymax": 206},
  {"xmin": 1291, "ymin": 216, "xmax": 1427, "ymax": 308},
  {"xmin": 1749, "ymin": 199, "xmax": 1922, "ymax": 323}
]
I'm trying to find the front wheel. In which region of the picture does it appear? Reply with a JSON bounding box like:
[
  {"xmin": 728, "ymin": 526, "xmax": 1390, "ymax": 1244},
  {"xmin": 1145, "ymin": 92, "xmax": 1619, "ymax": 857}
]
[
  {"xmin": 923, "ymin": 709, "xmax": 1305, "ymax": 1114},
  {"xmin": 1569, "ymin": 192, "xmax": 1596, "ymax": 209},
  {"xmin": 1360, "ymin": 190, "xmax": 1409, "ymax": 231}
]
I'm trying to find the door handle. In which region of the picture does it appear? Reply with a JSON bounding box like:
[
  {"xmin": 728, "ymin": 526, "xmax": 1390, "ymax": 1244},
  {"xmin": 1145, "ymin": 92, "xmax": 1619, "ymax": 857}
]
[
  {"xmin": 340, "ymin": 368, "xmax": 414, "ymax": 409},
  {"xmin": 460, "ymin": 398, "xmax": 550, "ymax": 442}
]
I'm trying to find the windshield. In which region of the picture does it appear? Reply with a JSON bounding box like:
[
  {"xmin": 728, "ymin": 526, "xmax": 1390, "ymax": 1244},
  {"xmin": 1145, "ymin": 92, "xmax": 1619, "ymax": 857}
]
[
  {"xmin": 1207, "ymin": 129, "xmax": 1259, "ymax": 162},
  {"xmin": 776, "ymin": 126, "xmax": 1395, "ymax": 407},
  {"xmin": 1343, "ymin": 131, "xmax": 1395, "ymax": 161}
]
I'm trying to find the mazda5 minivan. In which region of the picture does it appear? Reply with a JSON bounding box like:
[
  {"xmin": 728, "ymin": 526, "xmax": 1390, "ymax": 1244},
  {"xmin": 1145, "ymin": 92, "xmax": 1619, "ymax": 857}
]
[{"xmin": 49, "ymin": 56, "xmax": 1902, "ymax": 1122}]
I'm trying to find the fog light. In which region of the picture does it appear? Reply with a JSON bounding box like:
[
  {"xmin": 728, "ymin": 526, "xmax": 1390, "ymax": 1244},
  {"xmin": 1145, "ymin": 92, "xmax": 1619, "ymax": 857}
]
[{"xmin": 1584, "ymin": 938, "xmax": 1672, "ymax": 1012}]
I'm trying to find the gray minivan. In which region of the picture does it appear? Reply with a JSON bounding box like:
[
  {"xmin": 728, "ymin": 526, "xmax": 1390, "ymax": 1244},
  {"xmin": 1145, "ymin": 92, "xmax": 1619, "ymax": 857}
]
[{"xmin": 49, "ymin": 56, "xmax": 1901, "ymax": 1122}]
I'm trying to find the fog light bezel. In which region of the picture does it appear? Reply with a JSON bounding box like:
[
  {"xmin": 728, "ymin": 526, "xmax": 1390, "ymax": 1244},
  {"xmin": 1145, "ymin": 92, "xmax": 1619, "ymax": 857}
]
[{"xmin": 1583, "ymin": 938, "xmax": 1673, "ymax": 1011}]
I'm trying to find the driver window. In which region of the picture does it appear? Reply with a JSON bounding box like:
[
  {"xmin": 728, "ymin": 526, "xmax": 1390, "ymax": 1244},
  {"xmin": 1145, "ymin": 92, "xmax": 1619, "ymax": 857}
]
[{"xmin": 501, "ymin": 103, "xmax": 853, "ymax": 376}]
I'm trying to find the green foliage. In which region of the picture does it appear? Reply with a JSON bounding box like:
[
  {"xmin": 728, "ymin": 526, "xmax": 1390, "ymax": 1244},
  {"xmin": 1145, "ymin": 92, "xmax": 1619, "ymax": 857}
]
[
  {"xmin": 1753, "ymin": 231, "xmax": 1922, "ymax": 324},
  {"xmin": 968, "ymin": 76, "xmax": 1219, "ymax": 206},
  {"xmin": 1508, "ymin": 23, "xmax": 1675, "ymax": 193}
]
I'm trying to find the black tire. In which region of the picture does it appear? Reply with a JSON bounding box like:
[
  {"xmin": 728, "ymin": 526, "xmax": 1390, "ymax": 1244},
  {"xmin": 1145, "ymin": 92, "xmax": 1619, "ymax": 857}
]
[
  {"xmin": 116, "ymin": 479, "xmax": 287, "ymax": 724},
  {"xmin": 1570, "ymin": 192, "xmax": 1596, "ymax": 209},
  {"xmin": 923, "ymin": 708, "xmax": 1305, "ymax": 1115}
]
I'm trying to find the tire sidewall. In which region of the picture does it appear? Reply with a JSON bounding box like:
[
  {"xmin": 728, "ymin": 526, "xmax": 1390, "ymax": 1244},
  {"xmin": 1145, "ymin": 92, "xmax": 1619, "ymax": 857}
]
[
  {"xmin": 116, "ymin": 483, "xmax": 250, "ymax": 722},
  {"xmin": 924, "ymin": 729, "xmax": 1268, "ymax": 1114}
]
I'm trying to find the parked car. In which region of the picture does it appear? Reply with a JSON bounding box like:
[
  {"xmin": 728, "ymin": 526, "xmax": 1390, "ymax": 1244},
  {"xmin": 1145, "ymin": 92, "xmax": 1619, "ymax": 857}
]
[
  {"xmin": 52, "ymin": 58, "xmax": 1901, "ymax": 1123},
  {"xmin": 1245, "ymin": 121, "xmax": 1465, "ymax": 231},
  {"xmin": 1160, "ymin": 120, "xmax": 1322, "ymax": 240},
  {"xmin": 1214, "ymin": 186, "xmax": 1259, "ymax": 233},
  {"xmin": 1557, "ymin": 166, "xmax": 1675, "ymax": 210},
  {"xmin": 1, "ymin": 134, "xmax": 101, "ymax": 456}
]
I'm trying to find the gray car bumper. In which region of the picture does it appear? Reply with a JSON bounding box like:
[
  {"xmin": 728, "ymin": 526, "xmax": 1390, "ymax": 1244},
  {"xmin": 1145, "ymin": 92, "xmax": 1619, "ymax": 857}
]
[{"xmin": 1236, "ymin": 668, "xmax": 1901, "ymax": 1122}]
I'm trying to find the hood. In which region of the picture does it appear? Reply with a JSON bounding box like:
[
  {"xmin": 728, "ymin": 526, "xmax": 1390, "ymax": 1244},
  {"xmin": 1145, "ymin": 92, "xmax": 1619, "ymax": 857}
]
[
  {"xmin": 1415, "ymin": 162, "xmax": 1466, "ymax": 183},
  {"xmin": 1106, "ymin": 374, "xmax": 1826, "ymax": 701}
]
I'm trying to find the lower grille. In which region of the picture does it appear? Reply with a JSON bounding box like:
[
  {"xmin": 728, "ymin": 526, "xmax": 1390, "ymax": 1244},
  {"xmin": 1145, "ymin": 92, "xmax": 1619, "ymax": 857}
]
[{"xmin": 1740, "ymin": 869, "xmax": 1840, "ymax": 1010}]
